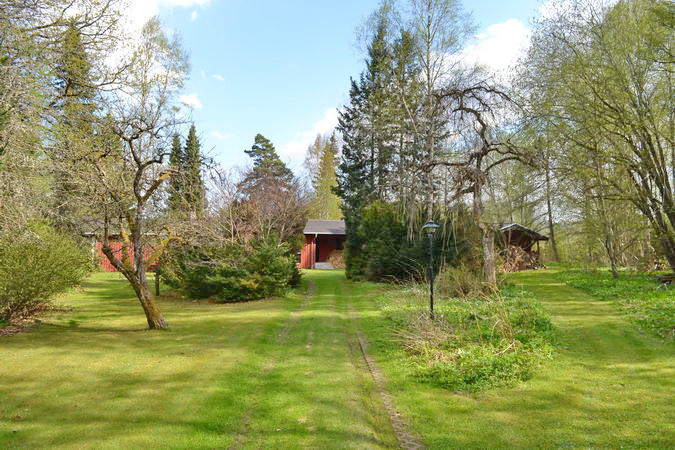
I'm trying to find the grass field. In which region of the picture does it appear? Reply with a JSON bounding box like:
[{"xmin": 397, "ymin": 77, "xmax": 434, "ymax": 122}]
[
  {"xmin": 1, "ymin": 270, "xmax": 673, "ymax": 448},
  {"xmin": 556, "ymin": 268, "xmax": 674, "ymax": 339}
]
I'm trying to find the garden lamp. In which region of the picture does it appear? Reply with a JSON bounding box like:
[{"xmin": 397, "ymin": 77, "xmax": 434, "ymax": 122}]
[{"xmin": 422, "ymin": 221, "xmax": 439, "ymax": 320}]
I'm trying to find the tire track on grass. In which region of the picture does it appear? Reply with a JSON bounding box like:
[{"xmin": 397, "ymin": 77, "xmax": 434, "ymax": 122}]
[
  {"xmin": 229, "ymin": 280, "xmax": 316, "ymax": 449},
  {"xmin": 355, "ymin": 332, "xmax": 425, "ymax": 450},
  {"xmin": 343, "ymin": 284, "xmax": 425, "ymax": 450}
]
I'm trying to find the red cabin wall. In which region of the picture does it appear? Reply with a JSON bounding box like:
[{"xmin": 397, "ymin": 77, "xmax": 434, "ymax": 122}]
[
  {"xmin": 299, "ymin": 235, "xmax": 316, "ymax": 269},
  {"xmin": 95, "ymin": 240, "xmax": 157, "ymax": 272},
  {"xmin": 298, "ymin": 234, "xmax": 345, "ymax": 269}
]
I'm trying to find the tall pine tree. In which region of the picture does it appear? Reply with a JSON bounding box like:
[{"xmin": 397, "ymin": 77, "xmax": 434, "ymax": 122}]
[{"xmin": 240, "ymin": 133, "xmax": 294, "ymax": 196}]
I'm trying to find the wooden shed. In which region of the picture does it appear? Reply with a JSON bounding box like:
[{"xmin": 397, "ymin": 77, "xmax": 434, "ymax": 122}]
[
  {"xmin": 498, "ymin": 223, "xmax": 549, "ymax": 271},
  {"xmin": 298, "ymin": 220, "xmax": 346, "ymax": 269},
  {"xmin": 499, "ymin": 223, "xmax": 549, "ymax": 254}
]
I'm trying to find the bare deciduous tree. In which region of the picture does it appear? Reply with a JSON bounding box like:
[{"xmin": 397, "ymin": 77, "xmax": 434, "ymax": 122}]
[{"xmin": 65, "ymin": 18, "xmax": 189, "ymax": 329}]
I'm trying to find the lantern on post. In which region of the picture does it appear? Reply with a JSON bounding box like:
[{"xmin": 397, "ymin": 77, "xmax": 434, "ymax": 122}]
[{"xmin": 422, "ymin": 221, "xmax": 439, "ymax": 320}]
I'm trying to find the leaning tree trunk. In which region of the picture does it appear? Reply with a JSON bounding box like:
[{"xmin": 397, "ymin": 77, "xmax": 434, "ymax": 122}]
[
  {"xmin": 131, "ymin": 280, "xmax": 168, "ymax": 330},
  {"xmin": 132, "ymin": 213, "xmax": 168, "ymax": 330},
  {"xmin": 101, "ymin": 239, "xmax": 168, "ymax": 330}
]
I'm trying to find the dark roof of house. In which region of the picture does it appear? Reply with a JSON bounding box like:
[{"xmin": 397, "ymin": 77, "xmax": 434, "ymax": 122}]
[
  {"xmin": 303, "ymin": 219, "xmax": 346, "ymax": 235},
  {"xmin": 499, "ymin": 223, "xmax": 549, "ymax": 241}
]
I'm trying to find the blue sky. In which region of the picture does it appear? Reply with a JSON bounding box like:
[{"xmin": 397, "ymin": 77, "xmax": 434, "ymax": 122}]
[{"xmin": 135, "ymin": 0, "xmax": 545, "ymax": 174}]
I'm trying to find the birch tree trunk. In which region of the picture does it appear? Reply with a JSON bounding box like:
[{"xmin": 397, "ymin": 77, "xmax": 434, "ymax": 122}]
[{"xmin": 544, "ymin": 155, "xmax": 559, "ymax": 262}]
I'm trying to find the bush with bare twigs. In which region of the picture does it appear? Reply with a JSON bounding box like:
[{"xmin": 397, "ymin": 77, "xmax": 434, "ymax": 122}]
[{"xmin": 0, "ymin": 223, "xmax": 92, "ymax": 323}]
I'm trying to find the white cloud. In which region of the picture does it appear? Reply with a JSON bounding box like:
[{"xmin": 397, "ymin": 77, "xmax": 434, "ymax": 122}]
[
  {"xmin": 278, "ymin": 108, "xmax": 339, "ymax": 168},
  {"xmin": 200, "ymin": 70, "xmax": 206, "ymax": 79},
  {"xmin": 459, "ymin": 18, "xmax": 531, "ymax": 76},
  {"xmin": 190, "ymin": 10, "xmax": 199, "ymax": 21},
  {"xmin": 212, "ymin": 74, "xmax": 225, "ymax": 82},
  {"xmin": 210, "ymin": 130, "xmax": 232, "ymax": 140},
  {"xmin": 124, "ymin": 0, "xmax": 212, "ymax": 34},
  {"xmin": 179, "ymin": 93, "xmax": 203, "ymax": 109}
]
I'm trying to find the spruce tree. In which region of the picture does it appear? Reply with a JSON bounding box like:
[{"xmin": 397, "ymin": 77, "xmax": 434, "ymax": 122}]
[
  {"xmin": 336, "ymin": 5, "xmax": 395, "ymax": 278},
  {"xmin": 52, "ymin": 23, "xmax": 97, "ymax": 229},
  {"xmin": 167, "ymin": 133, "xmax": 184, "ymax": 213},
  {"xmin": 182, "ymin": 124, "xmax": 206, "ymax": 217},
  {"xmin": 55, "ymin": 23, "xmax": 96, "ymax": 128}
]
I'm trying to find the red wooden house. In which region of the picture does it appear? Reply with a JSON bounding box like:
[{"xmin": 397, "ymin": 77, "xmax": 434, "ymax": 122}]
[
  {"xmin": 84, "ymin": 233, "xmax": 158, "ymax": 272},
  {"xmin": 298, "ymin": 220, "xmax": 346, "ymax": 269}
]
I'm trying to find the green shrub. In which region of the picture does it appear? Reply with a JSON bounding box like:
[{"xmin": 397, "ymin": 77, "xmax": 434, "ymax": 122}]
[
  {"xmin": 557, "ymin": 269, "xmax": 674, "ymax": 339},
  {"xmin": 414, "ymin": 340, "xmax": 552, "ymax": 391},
  {"xmin": 0, "ymin": 223, "xmax": 92, "ymax": 323},
  {"xmin": 381, "ymin": 282, "xmax": 554, "ymax": 392},
  {"xmin": 162, "ymin": 235, "xmax": 300, "ymax": 302}
]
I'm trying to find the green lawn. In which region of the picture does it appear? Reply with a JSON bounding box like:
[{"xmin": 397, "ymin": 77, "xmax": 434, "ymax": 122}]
[
  {"xmin": 1, "ymin": 270, "xmax": 673, "ymax": 448},
  {"xmin": 366, "ymin": 269, "xmax": 675, "ymax": 448},
  {"xmin": 556, "ymin": 268, "xmax": 674, "ymax": 339}
]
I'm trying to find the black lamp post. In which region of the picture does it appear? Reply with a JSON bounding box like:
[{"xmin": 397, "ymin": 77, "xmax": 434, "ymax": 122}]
[{"xmin": 422, "ymin": 221, "xmax": 439, "ymax": 320}]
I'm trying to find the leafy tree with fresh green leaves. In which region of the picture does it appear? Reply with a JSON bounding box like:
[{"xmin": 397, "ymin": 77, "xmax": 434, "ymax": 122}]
[{"xmin": 518, "ymin": 0, "xmax": 675, "ymax": 273}]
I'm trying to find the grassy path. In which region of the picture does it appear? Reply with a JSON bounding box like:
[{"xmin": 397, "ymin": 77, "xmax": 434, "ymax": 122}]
[
  {"xmin": 1, "ymin": 269, "xmax": 673, "ymax": 448},
  {"xmin": 0, "ymin": 271, "xmax": 398, "ymax": 448}
]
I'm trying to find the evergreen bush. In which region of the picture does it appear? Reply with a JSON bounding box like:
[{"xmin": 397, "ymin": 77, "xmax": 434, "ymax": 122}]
[
  {"xmin": 347, "ymin": 201, "xmax": 464, "ymax": 282},
  {"xmin": 162, "ymin": 236, "xmax": 300, "ymax": 302}
]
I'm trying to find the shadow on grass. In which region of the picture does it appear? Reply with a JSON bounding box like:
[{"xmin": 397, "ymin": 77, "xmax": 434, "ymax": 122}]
[{"xmin": 0, "ymin": 271, "xmax": 396, "ymax": 448}]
